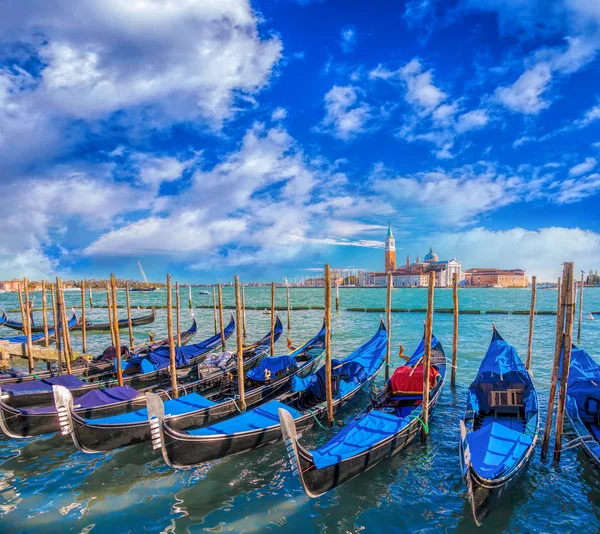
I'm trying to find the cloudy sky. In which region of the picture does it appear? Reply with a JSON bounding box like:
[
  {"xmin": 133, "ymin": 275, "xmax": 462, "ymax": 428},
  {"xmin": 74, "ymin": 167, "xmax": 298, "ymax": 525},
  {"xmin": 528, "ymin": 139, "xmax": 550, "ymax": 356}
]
[{"xmin": 1, "ymin": 0, "xmax": 600, "ymax": 283}]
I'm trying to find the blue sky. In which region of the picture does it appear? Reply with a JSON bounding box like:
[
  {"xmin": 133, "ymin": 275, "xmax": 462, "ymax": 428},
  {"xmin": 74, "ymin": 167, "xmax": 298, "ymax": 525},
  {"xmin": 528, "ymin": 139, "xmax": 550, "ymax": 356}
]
[{"xmin": 1, "ymin": 0, "xmax": 600, "ymax": 283}]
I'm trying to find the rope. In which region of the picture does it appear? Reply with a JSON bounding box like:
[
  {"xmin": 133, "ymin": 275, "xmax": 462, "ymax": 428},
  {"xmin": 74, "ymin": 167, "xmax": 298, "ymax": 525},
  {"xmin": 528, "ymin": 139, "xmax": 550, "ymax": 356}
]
[
  {"xmin": 307, "ymin": 408, "xmax": 329, "ymax": 430},
  {"xmin": 223, "ymin": 395, "xmax": 246, "ymax": 413},
  {"xmin": 409, "ymin": 414, "xmax": 429, "ymax": 434},
  {"xmin": 562, "ymin": 435, "xmax": 596, "ymax": 451}
]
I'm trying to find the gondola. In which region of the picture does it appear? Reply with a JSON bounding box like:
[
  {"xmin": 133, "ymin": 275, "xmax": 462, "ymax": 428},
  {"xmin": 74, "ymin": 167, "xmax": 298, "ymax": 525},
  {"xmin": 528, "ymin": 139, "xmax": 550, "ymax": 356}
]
[
  {"xmin": 0, "ymin": 315, "xmax": 241, "ymax": 409},
  {"xmin": 279, "ymin": 331, "xmax": 445, "ymax": 497},
  {"xmin": 0, "ymin": 312, "xmax": 77, "ymax": 346},
  {"xmin": 0, "ymin": 317, "xmax": 198, "ymax": 385},
  {"xmin": 0, "ymin": 316, "xmax": 264, "ymax": 439},
  {"xmin": 1, "ymin": 308, "xmax": 156, "ymax": 333},
  {"xmin": 148, "ymin": 320, "xmax": 387, "ymax": 468},
  {"xmin": 458, "ymin": 326, "xmax": 538, "ymax": 526},
  {"xmin": 53, "ymin": 318, "xmax": 320, "ymax": 452},
  {"xmin": 562, "ymin": 343, "xmax": 600, "ymax": 468},
  {"xmin": 73, "ymin": 307, "xmax": 156, "ymax": 331}
]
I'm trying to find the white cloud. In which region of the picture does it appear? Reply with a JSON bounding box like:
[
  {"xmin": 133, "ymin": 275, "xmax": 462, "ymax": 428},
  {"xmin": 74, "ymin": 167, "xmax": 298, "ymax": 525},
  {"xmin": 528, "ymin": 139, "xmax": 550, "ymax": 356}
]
[
  {"xmin": 400, "ymin": 59, "xmax": 447, "ymax": 113},
  {"xmin": 513, "ymin": 136, "xmax": 536, "ymax": 148},
  {"xmin": 455, "ymin": 109, "xmax": 490, "ymax": 133},
  {"xmin": 271, "ymin": 107, "xmax": 288, "ymax": 121},
  {"xmin": 555, "ymin": 173, "xmax": 600, "ymax": 203},
  {"xmin": 370, "ymin": 165, "xmax": 524, "ymax": 226},
  {"xmin": 429, "ymin": 226, "xmax": 600, "ymax": 281},
  {"xmin": 569, "ymin": 157, "xmax": 597, "ymax": 176},
  {"xmin": 340, "ymin": 26, "xmax": 357, "ymax": 53},
  {"xmin": 496, "ymin": 63, "xmax": 552, "ymax": 114},
  {"xmin": 320, "ymin": 85, "xmax": 372, "ymax": 140},
  {"xmin": 0, "ymin": 0, "xmax": 282, "ymax": 132},
  {"xmin": 137, "ymin": 155, "xmax": 193, "ymax": 187}
]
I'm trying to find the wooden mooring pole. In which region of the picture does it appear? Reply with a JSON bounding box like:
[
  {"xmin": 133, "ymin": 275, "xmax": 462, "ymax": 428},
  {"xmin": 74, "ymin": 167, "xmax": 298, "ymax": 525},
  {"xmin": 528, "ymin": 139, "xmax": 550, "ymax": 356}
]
[
  {"xmin": 166, "ymin": 274, "xmax": 178, "ymax": 398},
  {"xmin": 451, "ymin": 272, "xmax": 459, "ymax": 388},
  {"xmin": 111, "ymin": 274, "xmax": 123, "ymax": 386},
  {"xmin": 421, "ymin": 270, "xmax": 435, "ymax": 443},
  {"xmin": 385, "ymin": 272, "xmax": 392, "ymax": 381},
  {"xmin": 212, "ymin": 286, "xmax": 218, "ymax": 335},
  {"xmin": 270, "ymin": 282, "xmax": 275, "ymax": 356},
  {"xmin": 57, "ymin": 278, "xmax": 73, "ymax": 375},
  {"xmin": 541, "ymin": 276, "xmax": 563, "ymax": 458},
  {"xmin": 525, "ymin": 276, "xmax": 537, "ymax": 371},
  {"xmin": 175, "ymin": 282, "xmax": 181, "ymax": 347},
  {"xmin": 577, "ymin": 272, "xmax": 584, "ymax": 343},
  {"xmin": 286, "ymin": 283, "xmax": 291, "ymax": 336},
  {"xmin": 126, "ymin": 282, "xmax": 134, "ymax": 349},
  {"xmin": 336, "ymin": 282, "xmax": 340, "ymax": 312},
  {"xmin": 80, "ymin": 280, "xmax": 87, "ymax": 354},
  {"xmin": 554, "ymin": 263, "xmax": 575, "ymax": 461},
  {"xmin": 41, "ymin": 280, "xmax": 49, "ymax": 348},
  {"xmin": 234, "ymin": 275, "xmax": 246, "ymax": 411},
  {"xmin": 324, "ymin": 264, "xmax": 333, "ymax": 427},
  {"xmin": 106, "ymin": 285, "xmax": 115, "ymax": 347},
  {"xmin": 51, "ymin": 283, "xmax": 63, "ymax": 374},
  {"xmin": 218, "ymin": 284, "xmax": 225, "ymax": 352},
  {"xmin": 21, "ymin": 279, "xmax": 34, "ymax": 373},
  {"xmin": 188, "ymin": 284, "xmax": 193, "ymax": 310},
  {"xmin": 242, "ymin": 284, "xmax": 247, "ymax": 342}
]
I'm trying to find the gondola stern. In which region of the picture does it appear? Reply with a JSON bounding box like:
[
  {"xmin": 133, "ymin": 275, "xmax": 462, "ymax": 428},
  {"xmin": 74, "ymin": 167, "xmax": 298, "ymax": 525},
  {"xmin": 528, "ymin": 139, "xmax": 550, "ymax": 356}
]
[
  {"xmin": 52, "ymin": 385, "xmax": 88, "ymax": 451},
  {"xmin": 0, "ymin": 387, "xmax": 24, "ymax": 439},
  {"xmin": 278, "ymin": 408, "xmax": 320, "ymax": 499},
  {"xmin": 146, "ymin": 392, "xmax": 174, "ymax": 468}
]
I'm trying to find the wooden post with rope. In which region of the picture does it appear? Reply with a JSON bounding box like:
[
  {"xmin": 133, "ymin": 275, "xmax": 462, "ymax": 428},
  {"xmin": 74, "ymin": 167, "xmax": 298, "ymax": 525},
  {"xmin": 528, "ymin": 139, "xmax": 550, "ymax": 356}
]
[
  {"xmin": 41, "ymin": 280, "xmax": 49, "ymax": 348},
  {"xmin": 212, "ymin": 286, "xmax": 218, "ymax": 335},
  {"xmin": 526, "ymin": 276, "xmax": 537, "ymax": 371},
  {"xmin": 234, "ymin": 275, "xmax": 246, "ymax": 411},
  {"xmin": 51, "ymin": 283, "xmax": 63, "ymax": 374},
  {"xmin": 541, "ymin": 276, "xmax": 564, "ymax": 458},
  {"xmin": 554, "ymin": 263, "xmax": 575, "ymax": 461},
  {"xmin": 126, "ymin": 282, "xmax": 134, "ymax": 349},
  {"xmin": 110, "ymin": 274, "xmax": 123, "ymax": 386},
  {"xmin": 270, "ymin": 282, "xmax": 276, "ymax": 356},
  {"xmin": 218, "ymin": 284, "xmax": 225, "ymax": 351},
  {"xmin": 421, "ymin": 270, "xmax": 435, "ymax": 443},
  {"xmin": 324, "ymin": 264, "xmax": 333, "ymax": 427},
  {"xmin": 166, "ymin": 274, "xmax": 178, "ymax": 398},
  {"xmin": 385, "ymin": 272, "xmax": 392, "ymax": 381},
  {"xmin": 577, "ymin": 271, "xmax": 584, "ymax": 343},
  {"xmin": 80, "ymin": 280, "xmax": 87, "ymax": 354},
  {"xmin": 175, "ymin": 282, "xmax": 181, "ymax": 347},
  {"xmin": 451, "ymin": 272, "xmax": 459, "ymax": 388}
]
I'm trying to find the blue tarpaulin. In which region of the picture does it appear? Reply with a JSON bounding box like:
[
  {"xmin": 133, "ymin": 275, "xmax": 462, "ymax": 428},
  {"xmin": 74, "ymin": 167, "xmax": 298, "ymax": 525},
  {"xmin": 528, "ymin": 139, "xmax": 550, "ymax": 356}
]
[
  {"xmin": 1, "ymin": 374, "xmax": 85, "ymax": 395},
  {"xmin": 188, "ymin": 400, "xmax": 302, "ymax": 436},
  {"xmin": 563, "ymin": 345, "xmax": 600, "ymax": 423},
  {"xmin": 466, "ymin": 421, "xmax": 533, "ymax": 479},
  {"xmin": 247, "ymin": 355, "xmax": 297, "ymax": 381}
]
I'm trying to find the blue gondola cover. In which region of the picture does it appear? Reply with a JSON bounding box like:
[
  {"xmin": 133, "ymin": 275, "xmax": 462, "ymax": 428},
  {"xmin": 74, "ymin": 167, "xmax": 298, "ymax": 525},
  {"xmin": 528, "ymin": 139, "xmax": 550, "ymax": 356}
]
[{"xmin": 247, "ymin": 355, "xmax": 297, "ymax": 381}]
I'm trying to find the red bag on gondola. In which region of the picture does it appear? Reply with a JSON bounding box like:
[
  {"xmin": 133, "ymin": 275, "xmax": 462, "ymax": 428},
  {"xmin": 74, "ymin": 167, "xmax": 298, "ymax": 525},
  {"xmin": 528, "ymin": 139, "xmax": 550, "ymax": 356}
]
[{"xmin": 391, "ymin": 364, "xmax": 439, "ymax": 395}]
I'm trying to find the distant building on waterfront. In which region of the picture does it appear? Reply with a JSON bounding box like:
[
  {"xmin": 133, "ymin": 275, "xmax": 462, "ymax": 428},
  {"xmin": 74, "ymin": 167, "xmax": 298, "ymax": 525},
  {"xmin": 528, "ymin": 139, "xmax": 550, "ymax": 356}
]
[
  {"xmin": 371, "ymin": 224, "xmax": 462, "ymax": 287},
  {"xmin": 464, "ymin": 268, "xmax": 528, "ymax": 288}
]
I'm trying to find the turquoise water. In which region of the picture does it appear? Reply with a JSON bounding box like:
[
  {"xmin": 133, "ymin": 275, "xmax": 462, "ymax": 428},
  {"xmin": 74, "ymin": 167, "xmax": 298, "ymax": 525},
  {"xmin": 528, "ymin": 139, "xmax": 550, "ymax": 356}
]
[{"xmin": 1, "ymin": 287, "xmax": 600, "ymax": 532}]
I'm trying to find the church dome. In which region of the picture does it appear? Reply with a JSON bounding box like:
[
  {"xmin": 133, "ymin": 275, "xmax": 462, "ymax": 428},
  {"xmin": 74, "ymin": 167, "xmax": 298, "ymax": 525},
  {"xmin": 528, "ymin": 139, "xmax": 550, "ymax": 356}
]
[{"xmin": 424, "ymin": 247, "xmax": 438, "ymax": 263}]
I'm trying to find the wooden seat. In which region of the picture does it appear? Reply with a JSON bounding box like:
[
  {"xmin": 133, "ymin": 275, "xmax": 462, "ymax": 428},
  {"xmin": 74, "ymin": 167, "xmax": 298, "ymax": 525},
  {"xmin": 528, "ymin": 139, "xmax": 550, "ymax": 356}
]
[{"xmin": 490, "ymin": 389, "xmax": 522, "ymax": 417}]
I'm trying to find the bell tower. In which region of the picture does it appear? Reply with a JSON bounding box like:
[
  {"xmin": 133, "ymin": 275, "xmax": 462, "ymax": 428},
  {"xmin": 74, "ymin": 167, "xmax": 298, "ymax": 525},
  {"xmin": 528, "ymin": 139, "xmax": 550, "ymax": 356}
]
[{"xmin": 385, "ymin": 222, "xmax": 396, "ymax": 272}]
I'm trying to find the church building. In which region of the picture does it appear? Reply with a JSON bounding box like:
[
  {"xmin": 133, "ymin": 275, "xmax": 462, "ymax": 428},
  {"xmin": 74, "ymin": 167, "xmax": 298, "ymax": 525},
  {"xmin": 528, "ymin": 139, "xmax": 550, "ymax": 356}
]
[{"xmin": 371, "ymin": 224, "xmax": 463, "ymax": 287}]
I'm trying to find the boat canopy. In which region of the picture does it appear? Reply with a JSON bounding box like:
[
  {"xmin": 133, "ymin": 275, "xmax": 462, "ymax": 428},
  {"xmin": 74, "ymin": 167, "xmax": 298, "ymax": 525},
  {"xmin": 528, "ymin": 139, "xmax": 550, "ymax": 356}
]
[
  {"xmin": 563, "ymin": 345, "xmax": 600, "ymax": 424},
  {"xmin": 247, "ymin": 355, "xmax": 297, "ymax": 382},
  {"xmin": 1, "ymin": 374, "xmax": 85, "ymax": 396}
]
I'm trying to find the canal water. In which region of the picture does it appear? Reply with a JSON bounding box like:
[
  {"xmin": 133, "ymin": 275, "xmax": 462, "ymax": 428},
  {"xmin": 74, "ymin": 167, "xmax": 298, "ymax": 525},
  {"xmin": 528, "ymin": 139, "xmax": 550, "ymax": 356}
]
[{"xmin": 0, "ymin": 286, "xmax": 599, "ymax": 533}]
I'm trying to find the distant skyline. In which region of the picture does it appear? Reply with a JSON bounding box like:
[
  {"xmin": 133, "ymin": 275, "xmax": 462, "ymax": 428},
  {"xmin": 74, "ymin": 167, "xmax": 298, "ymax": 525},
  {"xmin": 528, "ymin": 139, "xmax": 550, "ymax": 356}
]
[{"xmin": 1, "ymin": 0, "xmax": 600, "ymax": 283}]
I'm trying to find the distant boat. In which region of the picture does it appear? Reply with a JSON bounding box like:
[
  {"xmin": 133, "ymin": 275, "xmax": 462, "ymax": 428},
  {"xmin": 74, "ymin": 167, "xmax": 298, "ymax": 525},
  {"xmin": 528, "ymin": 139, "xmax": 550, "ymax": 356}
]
[
  {"xmin": 198, "ymin": 290, "xmax": 210, "ymax": 296},
  {"xmin": 587, "ymin": 312, "xmax": 595, "ymax": 321},
  {"xmin": 134, "ymin": 259, "xmax": 157, "ymax": 292},
  {"xmin": 263, "ymin": 309, "xmax": 271, "ymax": 315},
  {"xmin": 131, "ymin": 287, "xmax": 157, "ymax": 292}
]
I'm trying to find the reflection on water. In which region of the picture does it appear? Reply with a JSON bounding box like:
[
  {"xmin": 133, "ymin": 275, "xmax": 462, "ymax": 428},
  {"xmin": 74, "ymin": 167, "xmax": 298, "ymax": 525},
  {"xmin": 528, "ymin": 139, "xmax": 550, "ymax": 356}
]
[{"xmin": 0, "ymin": 287, "xmax": 599, "ymax": 532}]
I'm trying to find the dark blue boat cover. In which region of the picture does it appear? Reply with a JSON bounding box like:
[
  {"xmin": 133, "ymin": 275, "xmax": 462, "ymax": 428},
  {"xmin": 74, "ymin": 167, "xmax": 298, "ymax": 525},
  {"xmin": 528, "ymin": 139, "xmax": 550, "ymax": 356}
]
[
  {"xmin": 22, "ymin": 385, "xmax": 141, "ymax": 415},
  {"xmin": 466, "ymin": 421, "xmax": 533, "ymax": 479},
  {"xmin": 1, "ymin": 374, "xmax": 85, "ymax": 395},
  {"xmin": 119, "ymin": 316, "xmax": 236, "ymax": 374},
  {"xmin": 247, "ymin": 355, "xmax": 297, "ymax": 381},
  {"xmin": 189, "ymin": 400, "xmax": 302, "ymax": 436},
  {"xmin": 406, "ymin": 334, "xmax": 440, "ymax": 366},
  {"xmin": 312, "ymin": 409, "xmax": 408, "ymax": 469},
  {"xmin": 86, "ymin": 392, "xmax": 216, "ymax": 425},
  {"xmin": 563, "ymin": 345, "xmax": 600, "ymax": 423}
]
